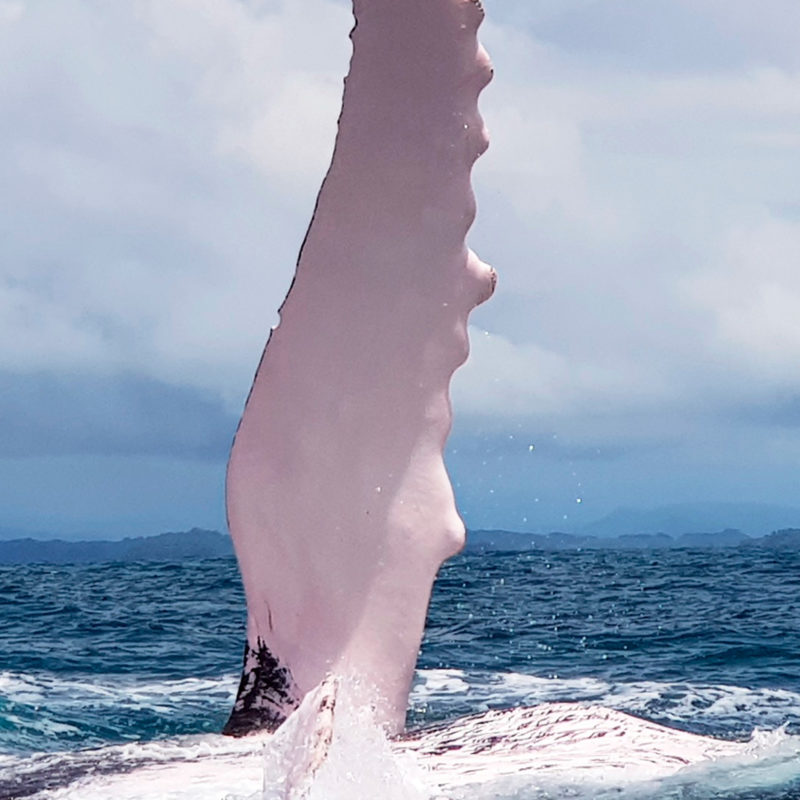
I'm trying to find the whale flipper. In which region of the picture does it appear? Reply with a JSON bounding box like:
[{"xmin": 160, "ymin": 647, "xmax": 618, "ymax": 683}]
[{"xmin": 224, "ymin": 0, "xmax": 494, "ymax": 737}]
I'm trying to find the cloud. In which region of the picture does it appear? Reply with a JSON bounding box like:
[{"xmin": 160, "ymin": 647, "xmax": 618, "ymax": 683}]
[
  {"xmin": 0, "ymin": 454, "xmax": 227, "ymax": 537},
  {"xmin": 452, "ymin": 326, "xmax": 672, "ymax": 423},
  {"xmin": 683, "ymin": 215, "xmax": 800, "ymax": 387},
  {"xmin": 491, "ymin": 0, "xmax": 800, "ymax": 74},
  {"xmin": 2, "ymin": 0, "xmax": 799, "ymax": 527},
  {"xmin": 462, "ymin": 6, "xmax": 800, "ymax": 456},
  {"xmin": 0, "ymin": 0, "xmax": 352, "ymax": 421},
  {"xmin": 139, "ymin": 0, "xmax": 352, "ymax": 196},
  {"xmin": 0, "ymin": 371, "xmax": 237, "ymax": 459},
  {"xmin": 0, "ymin": 1, "xmax": 22, "ymax": 23}
]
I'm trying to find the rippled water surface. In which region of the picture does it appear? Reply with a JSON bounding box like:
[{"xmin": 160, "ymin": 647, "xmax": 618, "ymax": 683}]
[
  {"xmin": 418, "ymin": 549, "xmax": 800, "ymax": 735},
  {"xmin": 2, "ymin": 548, "xmax": 800, "ymax": 797}
]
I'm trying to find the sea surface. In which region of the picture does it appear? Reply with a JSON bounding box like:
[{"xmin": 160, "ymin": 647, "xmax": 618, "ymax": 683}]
[{"xmin": 2, "ymin": 548, "xmax": 800, "ymax": 798}]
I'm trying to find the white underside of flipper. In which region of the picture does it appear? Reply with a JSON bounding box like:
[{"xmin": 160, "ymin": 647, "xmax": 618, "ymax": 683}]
[{"xmin": 225, "ymin": 0, "xmax": 494, "ymax": 736}]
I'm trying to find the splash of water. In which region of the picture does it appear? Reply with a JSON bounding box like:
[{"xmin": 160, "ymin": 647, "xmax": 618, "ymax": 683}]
[{"xmin": 252, "ymin": 678, "xmax": 431, "ymax": 800}]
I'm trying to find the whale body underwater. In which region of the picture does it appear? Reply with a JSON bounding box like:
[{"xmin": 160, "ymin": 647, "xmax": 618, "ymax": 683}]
[{"xmin": 7, "ymin": 2, "xmax": 795, "ymax": 799}]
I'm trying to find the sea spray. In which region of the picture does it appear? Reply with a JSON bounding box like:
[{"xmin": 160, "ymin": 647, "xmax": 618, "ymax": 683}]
[{"xmin": 257, "ymin": 677, "xmax": 431, "ymax": 800}]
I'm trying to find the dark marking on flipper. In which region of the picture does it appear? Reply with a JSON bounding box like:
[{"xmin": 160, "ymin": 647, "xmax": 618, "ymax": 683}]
[{"xmin": 223, "ymin": 637, "xmax": 300, "ymax": 736}]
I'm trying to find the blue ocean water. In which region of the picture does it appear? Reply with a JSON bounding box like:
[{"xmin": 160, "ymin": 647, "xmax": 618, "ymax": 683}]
[{"xmin": 2, "ymin": 548, "xmax": 800, "ymax": 798}]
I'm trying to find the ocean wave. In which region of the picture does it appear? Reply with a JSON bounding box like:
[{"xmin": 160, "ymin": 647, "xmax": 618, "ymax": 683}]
[
  {"xmin": 0, "ymin": 671, "xmax": 239, "ymax": 757},
  {"xmin": 410, "ymin": 669, "xmax": 800, "ymax": 737},
  {"xmin": 0, "ymin": 671, "xmax": 237, "ymax": 710},
  {"xmin": 5, "ymin": 668, "xmax": 800, "ymax": 755},
  {"xmin": 5, "ymin": 668, "xmax": 800, "ymax": 799},
  {"xmin": 3, "ymin": 686, "xmax": 800, "ymax": 800}
]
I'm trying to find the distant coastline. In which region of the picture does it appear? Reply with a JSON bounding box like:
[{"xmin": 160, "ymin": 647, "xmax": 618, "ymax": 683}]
[
  {"xmin": 1, "ymin": 525, "xmax": 799, "ymax": 565},
  {"xmin": 0, "ymin": 528, "xmax": 233, "ymax": 565},
  {"xmin": 466, "ymin": 527, "xmax": 800, "ymax": 553}
]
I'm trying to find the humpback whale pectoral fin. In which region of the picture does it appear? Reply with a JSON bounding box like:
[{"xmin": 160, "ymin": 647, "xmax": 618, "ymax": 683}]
[
  {"xmin": 224, "ymin": 0, "xmax": 495, "ymax": 735},
  {"xmin": 222, "ymin": 637, "xmax": 301, "ymax": 737}
]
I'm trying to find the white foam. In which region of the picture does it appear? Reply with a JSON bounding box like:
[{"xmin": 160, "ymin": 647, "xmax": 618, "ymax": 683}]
[
  {"xmin": 11, "ymin": 712, "xmax": 800, "ymax": 800},
  {"xmin": 262, "ymin": 679, "xmax": 430, "ymax": 800},
  {"xmin": 24, "ymin": 685, "xmax": 432, "ymax": 800},
  {"xmin": 0, "ymin": 671, "xmax": 238, "ymax": 712},
  {"xmin": 8, "ymin": 667, "xmax": 799, "ymax": 740},
  {"xmin": 411, "ymin": 669, "xmax": 800, "ymax": 732},
  {"xmin": 8, "ymin": 671, "xmax": 800, "ymax": 799}
]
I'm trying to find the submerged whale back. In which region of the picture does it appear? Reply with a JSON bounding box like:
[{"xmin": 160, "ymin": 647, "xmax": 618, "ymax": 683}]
[{"xmin": 224, "ymin": 0, "xmax": 494, "ymax": 736}]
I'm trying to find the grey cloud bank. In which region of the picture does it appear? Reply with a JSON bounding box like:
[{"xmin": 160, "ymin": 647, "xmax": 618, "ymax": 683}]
[
  {"xmin": 1, "ymin": 0, "xmax": 799, "ymax": 536},
  {"xmin": 0, "ymin": 371, "xmax": 236, "ymax": 459}
]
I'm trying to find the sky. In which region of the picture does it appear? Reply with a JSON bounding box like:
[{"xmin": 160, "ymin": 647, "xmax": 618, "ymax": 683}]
[{"xmin": 1, "ymin": 0, "xmax": 800, "ymax": 538}]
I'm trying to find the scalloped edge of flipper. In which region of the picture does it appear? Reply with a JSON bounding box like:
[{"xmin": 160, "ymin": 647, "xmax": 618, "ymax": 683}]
[{"xmin": 225, "ymin": 0, "xmax": 495, "ymax": 737}]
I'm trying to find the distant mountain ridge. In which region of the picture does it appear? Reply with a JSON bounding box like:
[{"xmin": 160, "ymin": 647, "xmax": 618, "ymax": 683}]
[
  {"xmin": 577, "ymin": 502, "xmax": 800, "ymax": 538},
  {"xmin": 466, "ymin": 527, "xmax": 800, "ymax": 552},
  {"xmin": 0, "ymin": 529, "xmax": 233, "ymax": 565},
  {"xmin": 1, "ymin": 525, "xmax": 800, "ymax": 565}
]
